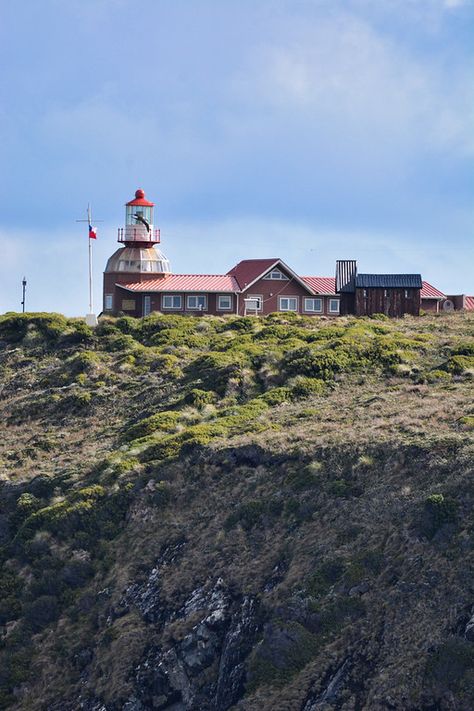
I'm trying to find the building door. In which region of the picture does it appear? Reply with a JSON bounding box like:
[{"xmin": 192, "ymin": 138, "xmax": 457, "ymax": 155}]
[{"xmin": 143, "ymin": 295, "xmax": 151, "ymax": 317}]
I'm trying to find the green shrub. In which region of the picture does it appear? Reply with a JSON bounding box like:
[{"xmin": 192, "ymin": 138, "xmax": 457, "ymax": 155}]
[
  {"xmin": 307, "ymin": 559, "xmax": 345, "ymax": 598},
  {"xmin": 282, "ymin": 346, "xmax": 352, "ymax": 381},
  {"xmin": 187, "ymin": 351, "xmax": 245, "ymax": 395},
  {"xmin": 286, "ymin": 466, "xmax": 320, "ymax": 491},
  {"xmin": 67, "ymin": 350, "xmax": 101, "ymax": 374},
  {"xmin": 260, "ymin": 387, "xmax": 292, "ymax": 406},
  {"xmin": 425, "ymin": 369, "xmax": 451, "ymax": 383},
  {"xmin": 247, "ymin": 621, "xmax": 319, "ymax": 690},
  {"xmin": 18, "ymin": 485, "xmax": 131, "ymax": 544},
  {"xmin": 124, "ymin": 410, "xmax": 181, "ymax": 441},
  {"xmin": 0, "ymin": 312, "xmax": 70, "ymax": 344},
  {"xmin": 16, "ymin": 492, "xmax": 41, "ymax": 520},
  {"xmin": 459, "ymin": 416, "xmax": 474, "ymax": 431},
  {"xmin": 289, "ymin": 376, "xmax": 325, "ymax": 398},
  {"xmin": 451, "ymin": 341, "xmax": 474, "ymax": 356},
  {"xmin": 0, "ymin": 572, "xmax": 21, "ymax": 624},
  {"xmin": 23, "ymin": 595, "xmax": 59, "ymax": 632},
  {"xmin": 319, "ymin": 596, "xmax": 366, "ymax": 633},
  {"xmin": 427, "ymin": 637, "xmax": 474, "ymax": 689},
  {"xmin": 185, "ymin": 388, "xmax": 218, "ymax": 408},
  {"xmin": 101, "ymin": 333, "xmax": 138, "ymax": 352},
  {"xmin": 444, "ymin": 355, "xmax": 474, "ymax": 375},
  {"xmin": 224, "ymin": 499, "xmax": 283, "ymax": 531},
  {"xmin": 328, "ymin": 479, "xmax": 362, "ymax": 498},
  {"xmin": 421, "ymin": 493, "xmax": 457, "ymax": 539}
]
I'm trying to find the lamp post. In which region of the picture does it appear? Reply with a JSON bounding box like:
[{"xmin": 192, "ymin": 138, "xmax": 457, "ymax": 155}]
[{"xmin": 21, "ymin": 277, "xmax": 27, "ymax": 313}]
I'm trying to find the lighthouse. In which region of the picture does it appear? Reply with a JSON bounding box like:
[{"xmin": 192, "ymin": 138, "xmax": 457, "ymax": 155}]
[{"xmin": 103, "ymin": 189, "xmax": 171, "ymax": 315}]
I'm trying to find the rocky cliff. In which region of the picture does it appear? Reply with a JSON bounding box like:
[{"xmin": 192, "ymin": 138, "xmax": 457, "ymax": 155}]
[{"xmin": 0, "ymin": 311, "xmax": 473, "ymax": 710}]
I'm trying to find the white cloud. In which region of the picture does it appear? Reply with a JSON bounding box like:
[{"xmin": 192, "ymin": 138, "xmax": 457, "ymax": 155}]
[
  {"xmin": 229, "ymin": 10, "xmax": 474, "ymax": 158},
  {"xmin": 444, "ymin": 0, "xmax": 468, "ymax": 8}
]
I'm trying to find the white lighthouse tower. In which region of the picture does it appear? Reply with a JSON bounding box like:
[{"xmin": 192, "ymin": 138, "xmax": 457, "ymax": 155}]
[{"xmin": 103, "ymin": 189, "xmax": 171, "ymax": 315}]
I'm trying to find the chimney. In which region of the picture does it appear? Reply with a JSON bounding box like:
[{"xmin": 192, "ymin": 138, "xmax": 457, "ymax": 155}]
[{"xmin": 336, "ymin": 260, "xmax": 357, "ymax": 293}]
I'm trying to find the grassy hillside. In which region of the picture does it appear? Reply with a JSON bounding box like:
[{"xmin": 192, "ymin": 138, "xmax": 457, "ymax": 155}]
[{"xmin": 0, "ymin": 311, "xmax": 473, "ymax": 711}]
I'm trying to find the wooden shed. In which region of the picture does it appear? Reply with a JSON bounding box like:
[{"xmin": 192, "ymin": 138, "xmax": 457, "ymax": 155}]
[{"xmin": 336, "ymin": 261, "xmax": 422, "ymax": 317}]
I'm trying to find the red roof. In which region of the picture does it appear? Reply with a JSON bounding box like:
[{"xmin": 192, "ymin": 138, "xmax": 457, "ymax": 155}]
[
  {"xmin": 126, "ymin": 188, "xmax": 154, "ymax": 207},
  {"xmin": 421, "ymin": 281, "xmax": 445, "ymax": 299},
  {"xmin": 119, "ymin": 274, "xmax": 239, "ymax": 293},
  {"xmin": 465, "ymin": 296, "xmax": 474, "ymax": 311},
  {"xmin": 227, "ymin": 259, "xmax": 280, "ymax": 289},
  {"xmin": 303, "ymin": 276, "xmax": 336, "ymax": 294}
]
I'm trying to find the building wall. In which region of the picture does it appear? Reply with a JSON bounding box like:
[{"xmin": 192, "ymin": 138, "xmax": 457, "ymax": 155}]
[
  {"xmin": 112, "ymin": 288, "xmax": 239, "ymax": 318},
  {"xmin": 109, "ymin": 286, "xmax": 341, "ymax": 318},
  {"xmin": 421, "ymin": 298, "xmax": 441, "ymax": 313},
  {"xmin": 103, "ymin": 272, "xmax": 168, "ymax": 314},
  {"xmin": 446, "ymin": 295, "xmax": 466, "ymax": 310},
  {"xmin": 354, "ymin": 287, "xmax": 421, "ymax": 317},
  {"xmin": 339, "ymin": 292, "xmax": 355, "ymax": 316},
  {"xmin": 239, "ymin": 275, "xmax": 339, "ymax": 316}
]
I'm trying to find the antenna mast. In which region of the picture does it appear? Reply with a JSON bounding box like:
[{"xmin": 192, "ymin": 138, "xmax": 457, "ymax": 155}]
[{"xmin": 21, "ymin": 276, "xmax": 27, "ymax": 313}]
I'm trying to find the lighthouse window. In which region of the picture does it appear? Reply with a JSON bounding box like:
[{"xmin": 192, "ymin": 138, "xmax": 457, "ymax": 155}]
[
  {"xmin": 187, "ymin": 295, "xmax": 208, "ymax": 311},
  {"xmin": 279, "ymin": 296, "xmax": 298, "ymax": 312},
  {"xmin": 162, "ymin": 294, "xmax": 182, "ymax": 309}
]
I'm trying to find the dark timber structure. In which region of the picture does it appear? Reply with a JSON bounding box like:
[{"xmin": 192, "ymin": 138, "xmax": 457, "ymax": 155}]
[{"xmin": 336, "ymin": 261, "xmax": 422, "ymax": 317}]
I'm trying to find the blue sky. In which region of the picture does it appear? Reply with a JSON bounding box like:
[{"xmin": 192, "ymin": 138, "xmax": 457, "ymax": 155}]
[{"xmin": 0, "ymin": 0, "xmax": 473, "ymax": 315}]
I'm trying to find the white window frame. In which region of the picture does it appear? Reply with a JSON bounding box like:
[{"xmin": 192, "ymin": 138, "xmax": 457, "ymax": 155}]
[
  {"xmin": 217, "ymin": 294, "xmax": 233, "ymax": 311},
  {"xmin": 162, "ymin": 294, "xmax": 182, "ymax": 310},
  {"xmin": 247, "ymin": 294, "xmax": 263, "ymax": 311},
  {"xmin": 263, "ymin": 268, "xmax": 289, "ymax": 281},
  {"xmin": 279, "ymin": 296, "xmax": 299, "ymax": 312},
  {"xmin": 104, "ymin": 294, "xmax": 113, "ymax": 311},
  {"xmin": 304, "ymin": 298, "xmax": 323, "ymax": 313},
  {"xmin": 143, "ymin": 295, "xmax": 151, "ymax": 316},
  {"xmin": 329, "ymin": 299, "xmax": 340, "ymax": 314},
  {"xmin": 186, "ymin": 294, "xmax": 208, "ymax": 311}
]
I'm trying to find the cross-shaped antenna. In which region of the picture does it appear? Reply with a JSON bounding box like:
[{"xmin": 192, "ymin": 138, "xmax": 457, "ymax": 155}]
[{"xmin": 76, "ymin": 203, "xmax": 104, "ymax": 317}]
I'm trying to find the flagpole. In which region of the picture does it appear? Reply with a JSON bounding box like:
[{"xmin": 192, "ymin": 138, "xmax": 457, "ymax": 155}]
[
  {"xmin": 88, "ymin": 203, "xmax": 93, "ymax": 314},
  {"xmin": 76, "ymin": 203, "xmax": 102, "ymax": 326}
]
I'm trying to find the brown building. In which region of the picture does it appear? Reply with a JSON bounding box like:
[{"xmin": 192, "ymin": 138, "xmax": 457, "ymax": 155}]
[
  {"xmin": 103, "ymin": 190, "xmax": 473, "ymax": 318},
  {"xmin": 335, "ymin": 260, "xmax": 422, "ymax": 317}
]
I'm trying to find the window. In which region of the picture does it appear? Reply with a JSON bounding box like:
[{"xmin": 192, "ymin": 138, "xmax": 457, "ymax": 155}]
[
  {"xmin": 247, "ymin": 295, "xmax": 263, "ymax": 311},
  {"xmin": 104, "ymin": 294, "xmax": 113, "ymax": 310},
  {"xmin": 263, "ymin": 268, "xmax": 289, "ymax": 280},
  {"xmin": 162, "ymin": 294, "xmax": 182, "ymax": 309},
  {"xmin": 143, "ymin": 295, "xmax": 151, "ymax": 316},
  {"xmin": 329, "ymin": 299, "xmax": 340, "ymax": 313},
  {"xmin": 187, "ymin": 295, "xmax": 207, "ymax": 310},
  {"xmin": 363, "ymin": 289, "xmax": 367, "ymax": 298},
  {"xmin": 404, "ymin": 289, "xmax": 409, "ymax": 298},
  {"xmin": 304, "ymin": 298, "xmax": 322, "ymax": 313},
  {"xmin": 279, "ymin": 296, "xmax": 298, "ymax": 312},
  {"xmin": 384, "ymin": 289, "xmax": 388, "ymax": 297},
  {"xmin": 217, "ymin": 294, "xmax": 232, "ymax": 310}
]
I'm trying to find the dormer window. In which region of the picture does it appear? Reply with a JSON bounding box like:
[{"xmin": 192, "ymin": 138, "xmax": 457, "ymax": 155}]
[{"xmin": 264, "ymin": 268, "xmax": 289, "ymax": 280}]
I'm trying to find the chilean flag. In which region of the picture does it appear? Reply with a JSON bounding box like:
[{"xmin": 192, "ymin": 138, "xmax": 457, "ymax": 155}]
[{"xmin": 89, "ymin": 224, "xmax": 97, "ymax": 240}]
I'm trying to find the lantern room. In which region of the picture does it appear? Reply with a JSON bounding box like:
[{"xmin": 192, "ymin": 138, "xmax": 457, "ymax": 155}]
[{"xmin": 118, "ymin": 188, "xmax": 161, "ymax": 245}]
